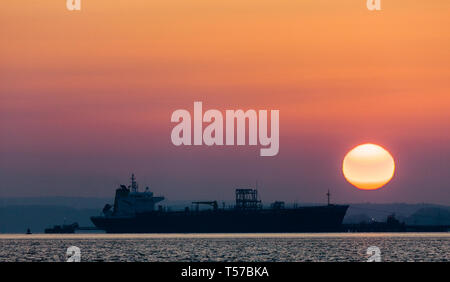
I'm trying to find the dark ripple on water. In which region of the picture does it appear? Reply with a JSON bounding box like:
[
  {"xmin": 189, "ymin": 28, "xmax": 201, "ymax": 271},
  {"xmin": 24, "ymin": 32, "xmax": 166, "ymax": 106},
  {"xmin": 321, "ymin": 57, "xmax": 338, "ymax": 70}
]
[{"xmin": 0, "ymin": 234, "xmax": 449, "ymax": 262}]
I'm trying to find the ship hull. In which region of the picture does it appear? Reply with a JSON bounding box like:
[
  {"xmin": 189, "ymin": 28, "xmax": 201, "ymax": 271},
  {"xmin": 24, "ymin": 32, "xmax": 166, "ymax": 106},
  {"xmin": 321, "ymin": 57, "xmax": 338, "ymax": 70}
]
[{"xmin": 91, "ymin": 205, "xmax": 349, "ymax": 233}]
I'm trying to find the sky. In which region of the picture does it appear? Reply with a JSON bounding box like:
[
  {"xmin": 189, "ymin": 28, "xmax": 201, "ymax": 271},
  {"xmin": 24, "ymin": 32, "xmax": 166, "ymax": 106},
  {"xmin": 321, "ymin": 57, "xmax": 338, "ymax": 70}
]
[{"xmin": 1, "ymin": 0, "xmax": 450, "ymax": 204}]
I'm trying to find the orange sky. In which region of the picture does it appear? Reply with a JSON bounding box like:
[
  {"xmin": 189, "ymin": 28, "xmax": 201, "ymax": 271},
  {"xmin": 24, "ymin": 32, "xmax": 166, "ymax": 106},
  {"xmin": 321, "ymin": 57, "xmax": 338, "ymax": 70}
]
[{"xmin": 1, "ymin": 1, "xmax": 450, "ymax": 203}]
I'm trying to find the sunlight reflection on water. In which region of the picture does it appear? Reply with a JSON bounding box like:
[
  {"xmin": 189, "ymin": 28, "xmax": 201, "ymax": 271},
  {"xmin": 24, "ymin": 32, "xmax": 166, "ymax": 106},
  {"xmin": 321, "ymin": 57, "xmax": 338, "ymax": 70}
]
[{"xmin": 0, "ymin": 233, "xmax": 448, "ymax": 262}]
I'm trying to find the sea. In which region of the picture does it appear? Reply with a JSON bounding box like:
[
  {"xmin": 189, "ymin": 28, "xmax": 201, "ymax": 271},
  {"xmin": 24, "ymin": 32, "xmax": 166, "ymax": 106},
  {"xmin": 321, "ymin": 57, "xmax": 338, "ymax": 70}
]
[{"xmin": 0, "ymin": 233, "xmax": 448, "ymax": 262}]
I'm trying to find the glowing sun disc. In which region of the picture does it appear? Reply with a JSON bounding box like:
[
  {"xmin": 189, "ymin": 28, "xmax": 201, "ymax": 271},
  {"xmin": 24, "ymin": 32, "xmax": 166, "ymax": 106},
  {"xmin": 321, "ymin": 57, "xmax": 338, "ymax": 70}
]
[{"xmin": 342, "ymin": 143, "xmax": 395, "ymax": 190}]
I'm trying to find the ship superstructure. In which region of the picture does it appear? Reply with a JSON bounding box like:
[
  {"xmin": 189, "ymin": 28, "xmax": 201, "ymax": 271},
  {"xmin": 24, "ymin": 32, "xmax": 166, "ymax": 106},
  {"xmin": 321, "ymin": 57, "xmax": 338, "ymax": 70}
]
[{"xmin": 102, "ymin": 174, "xmax": 164, "ymax": 217}]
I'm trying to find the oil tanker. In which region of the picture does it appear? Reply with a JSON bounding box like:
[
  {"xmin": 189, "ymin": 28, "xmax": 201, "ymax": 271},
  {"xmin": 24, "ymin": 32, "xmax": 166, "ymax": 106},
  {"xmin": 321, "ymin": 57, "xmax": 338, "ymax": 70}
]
[{"xmin": 91, "ymin": 174, "xmax": 349, "ymax": 233}]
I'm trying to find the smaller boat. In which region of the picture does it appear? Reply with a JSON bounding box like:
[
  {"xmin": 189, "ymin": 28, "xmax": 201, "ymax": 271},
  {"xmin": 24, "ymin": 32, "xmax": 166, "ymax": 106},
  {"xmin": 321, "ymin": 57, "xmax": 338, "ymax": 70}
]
[
  {"xmin": 44, "ymin": 222, "xmax": 79, "ymax": 234},
  {"xmin": 26, "ymin": 228, "xmax": 32, "ymax": 234}
]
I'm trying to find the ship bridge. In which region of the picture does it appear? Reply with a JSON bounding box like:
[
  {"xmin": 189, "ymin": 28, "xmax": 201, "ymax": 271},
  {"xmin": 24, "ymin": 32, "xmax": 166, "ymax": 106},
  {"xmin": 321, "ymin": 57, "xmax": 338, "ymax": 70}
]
[{"xmin": 108, "ymin": 174, "xmax": 164, "ymax": 216}]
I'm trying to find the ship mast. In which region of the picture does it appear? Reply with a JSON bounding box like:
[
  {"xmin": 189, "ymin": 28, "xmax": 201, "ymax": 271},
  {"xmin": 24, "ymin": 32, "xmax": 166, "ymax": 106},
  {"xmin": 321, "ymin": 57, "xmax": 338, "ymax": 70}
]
[
  {"xmin": 326, "ymin": 189, "xmax": 330, "ymax": 206},
  {"xmin": 131, "ymin": 173, "xmax": 138, "ymax": 193}
]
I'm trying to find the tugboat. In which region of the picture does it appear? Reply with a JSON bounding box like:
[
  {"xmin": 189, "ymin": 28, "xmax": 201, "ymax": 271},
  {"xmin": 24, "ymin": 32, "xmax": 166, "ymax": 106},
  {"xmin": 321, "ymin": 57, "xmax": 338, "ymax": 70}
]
[
  {"xmin": 44, "ymin": 222, "xmax": 79, "ymax": 234},
  {"xmin": 91, "ymin": 174, "xmax": 349, "ymax": 233}
]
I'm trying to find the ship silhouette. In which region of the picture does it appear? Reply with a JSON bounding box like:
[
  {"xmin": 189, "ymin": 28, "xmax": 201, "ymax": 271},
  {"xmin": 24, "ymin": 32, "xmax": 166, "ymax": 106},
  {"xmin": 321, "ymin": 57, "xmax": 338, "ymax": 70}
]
[{"xmin": 91, "ymin": 174, "xmax": 349, "ymax": 233}]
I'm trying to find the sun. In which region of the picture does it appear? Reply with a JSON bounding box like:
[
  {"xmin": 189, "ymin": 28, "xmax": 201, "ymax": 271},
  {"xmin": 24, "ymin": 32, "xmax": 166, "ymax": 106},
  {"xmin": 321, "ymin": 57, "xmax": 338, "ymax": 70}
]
[{"xmin": 342, "ymin": 143, "xmax": 395, "ymax": 190}]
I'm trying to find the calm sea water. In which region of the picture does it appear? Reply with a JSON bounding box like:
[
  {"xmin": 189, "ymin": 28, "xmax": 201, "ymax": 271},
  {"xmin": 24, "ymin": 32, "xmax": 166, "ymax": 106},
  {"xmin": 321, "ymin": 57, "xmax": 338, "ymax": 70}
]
[{"xmin": 0, "ymin": 233, "xmax": 448, "ymax": 262}]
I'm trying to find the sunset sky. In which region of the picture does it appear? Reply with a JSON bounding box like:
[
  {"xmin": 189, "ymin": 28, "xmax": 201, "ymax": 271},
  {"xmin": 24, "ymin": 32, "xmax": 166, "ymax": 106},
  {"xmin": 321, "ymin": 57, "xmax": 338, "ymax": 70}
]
[{"xmin": 1, "ymin": 0, "xmax": 450, "ymax": 204}]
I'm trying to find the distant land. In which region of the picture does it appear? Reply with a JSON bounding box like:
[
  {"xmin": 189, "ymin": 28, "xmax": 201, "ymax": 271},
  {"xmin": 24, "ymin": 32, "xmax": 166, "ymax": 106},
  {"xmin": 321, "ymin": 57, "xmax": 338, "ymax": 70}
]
[{"xmin": 0, "ymin": 197, "xmax": 449, "ymax": 233}]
